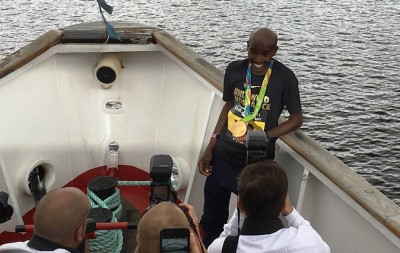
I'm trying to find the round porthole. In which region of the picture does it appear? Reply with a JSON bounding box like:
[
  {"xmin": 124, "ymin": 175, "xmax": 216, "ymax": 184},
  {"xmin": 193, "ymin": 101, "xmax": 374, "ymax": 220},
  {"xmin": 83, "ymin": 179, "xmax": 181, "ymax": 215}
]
[
  {"xmin": 93, "ymin": 53, "xmax": 122, "ymax": 89},
  {"xmin": 21, "ymin": 160, "xmax": 56, "ymax": 196},
  {"xmin": 96, "ymin": 66, "xmax": 117, "ymax": 84},
  {"xmin": 170, "ymin": 156, "xmax": 190, "ymax": 192}
]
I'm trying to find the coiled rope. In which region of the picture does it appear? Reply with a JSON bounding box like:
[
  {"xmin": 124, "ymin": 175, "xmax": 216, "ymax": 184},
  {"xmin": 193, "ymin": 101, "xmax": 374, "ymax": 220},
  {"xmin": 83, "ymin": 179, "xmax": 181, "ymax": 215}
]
[
  {"xmin": 86, "ymin": 179, "xmax": 178, "ymax": 252},
  {"xmin": 87, "ymin": 187, "xmax": 123, "ymax": 253}
]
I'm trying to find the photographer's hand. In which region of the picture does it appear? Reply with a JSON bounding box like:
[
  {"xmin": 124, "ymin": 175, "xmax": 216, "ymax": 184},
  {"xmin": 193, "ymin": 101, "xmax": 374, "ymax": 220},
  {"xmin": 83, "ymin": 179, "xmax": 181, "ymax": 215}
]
[
  {"xmin": 179, "ymin": 203, "xmax": 200, "ymax": 234},
  {"xmin": 180, "ymin": 203, "xmax": 207, "ymax": 253},
  {"xmin": 190, "ymin": 232, "xmax": 207, "ymax": 253}
]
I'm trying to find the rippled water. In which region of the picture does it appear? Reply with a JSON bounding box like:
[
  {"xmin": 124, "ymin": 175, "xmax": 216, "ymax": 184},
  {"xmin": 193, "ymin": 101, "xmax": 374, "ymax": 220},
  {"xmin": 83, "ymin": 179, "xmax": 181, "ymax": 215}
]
[{"xmin": 1, "ymin": 0, "xmax": 399, "ymax": 205}]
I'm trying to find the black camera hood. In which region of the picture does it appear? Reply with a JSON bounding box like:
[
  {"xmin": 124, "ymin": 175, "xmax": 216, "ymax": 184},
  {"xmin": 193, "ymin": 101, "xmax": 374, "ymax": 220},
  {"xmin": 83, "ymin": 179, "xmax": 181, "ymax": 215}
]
[{"xmin": 150, "ymin": 155, "xmax": 173, "ymax": 182}]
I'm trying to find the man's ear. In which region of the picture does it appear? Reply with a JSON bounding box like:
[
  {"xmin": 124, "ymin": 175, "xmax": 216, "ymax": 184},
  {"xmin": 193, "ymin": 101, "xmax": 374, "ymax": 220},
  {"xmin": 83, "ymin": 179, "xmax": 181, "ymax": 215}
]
[
  {"xmin": 237, "ymin": 195, "xmax": 245, "ymax": 213},
  {"xmin": 134, "ymin": 234, "xmax": 141, "ymax": 253},
  {"xmin": 246, "ymin": 41, "xmax": 250, "ymax": 51},
  {"xmin": 274, "ymin": 46, "xmax": 279, "ymax": 56},
  {"xmin": 134, "ymin": 246, "xmax": 141, "ymax": 253},
  {"xmin": 75, "ymin": 225, "xmax": 85, "ymax": 242}
]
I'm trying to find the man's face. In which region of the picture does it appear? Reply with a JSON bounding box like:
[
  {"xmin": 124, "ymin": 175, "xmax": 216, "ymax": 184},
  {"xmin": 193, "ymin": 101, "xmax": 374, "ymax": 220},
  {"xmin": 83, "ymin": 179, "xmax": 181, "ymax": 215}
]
[{"xmin": 247, "ymin": 33, "xmax": 277, "ymax": 76}]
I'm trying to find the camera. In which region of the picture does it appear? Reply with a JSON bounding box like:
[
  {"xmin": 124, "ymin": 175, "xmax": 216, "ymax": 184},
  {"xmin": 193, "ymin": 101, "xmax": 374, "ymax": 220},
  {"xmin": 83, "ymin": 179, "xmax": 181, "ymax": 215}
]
[
  {"xmin": 246, "ymin": 130, "xmax": 269, "ymax": 165},
  {"xmin": 148, "ymin": 156, "xmax": 200, "ymax": 252},
  {"xmin": 160, "ymin": 227, "xmax": 190, "ymax": 253},
  {"xmin": 149, "ymin": 155, "xmax": 177, "ymax": 204}
]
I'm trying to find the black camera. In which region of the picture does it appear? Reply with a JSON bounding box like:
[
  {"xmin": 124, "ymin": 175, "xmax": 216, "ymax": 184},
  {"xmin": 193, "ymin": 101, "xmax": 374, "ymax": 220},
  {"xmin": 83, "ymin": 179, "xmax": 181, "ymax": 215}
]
[
  {"xmin": 149, "ymin": 155, "xmax": 177, "ymax": 205},
  {"xmin": 246, "ymin": 131, "xmax": 269, "ymax": 165}
]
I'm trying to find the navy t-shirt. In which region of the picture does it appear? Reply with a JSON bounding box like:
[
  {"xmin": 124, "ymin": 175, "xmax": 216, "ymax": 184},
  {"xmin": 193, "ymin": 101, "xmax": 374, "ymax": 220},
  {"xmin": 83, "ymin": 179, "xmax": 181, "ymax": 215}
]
[{"xmin": 214, "ymin": 58, "xmax": 302, "ymax": 168}]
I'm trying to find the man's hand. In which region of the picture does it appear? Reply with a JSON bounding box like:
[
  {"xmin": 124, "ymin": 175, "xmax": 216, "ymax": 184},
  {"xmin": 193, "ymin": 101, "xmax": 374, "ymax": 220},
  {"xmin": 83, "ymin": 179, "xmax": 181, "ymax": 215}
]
[
  {"xmin": 179, "ymin": 203, "xmax": 207, "ymax": 252},
  {"xmin": 198, "ymin": 100, "xmax": 233, "ymax": 177},
  {"xmin": 179, "ymin": 203, "xmax": 200, "ymax": 229},
  {"xmin": 233, "ymin": 134, "xmax": 247, "ymax": 143},
  {"xmin": 190, "ymin": 232, "xmax": 206, "ymax": 253},
  {"xmin": 198, "ymin": 141, "xmax": 216, "ymax": 176}
]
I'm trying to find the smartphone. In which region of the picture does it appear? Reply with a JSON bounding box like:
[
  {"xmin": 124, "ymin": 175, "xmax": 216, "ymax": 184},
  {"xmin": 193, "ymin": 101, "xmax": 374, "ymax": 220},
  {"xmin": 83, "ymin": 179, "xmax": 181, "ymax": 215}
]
[{"xmin": 160, "ymin": 227, "xmax": 190, "ymax": 253}]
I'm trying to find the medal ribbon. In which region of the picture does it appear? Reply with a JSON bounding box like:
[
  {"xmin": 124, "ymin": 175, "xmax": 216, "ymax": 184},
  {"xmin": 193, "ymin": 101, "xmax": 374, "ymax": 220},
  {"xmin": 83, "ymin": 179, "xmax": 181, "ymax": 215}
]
[{"xmin": 242, "ymin": 60, "xmax": 274, "ymax": 122}]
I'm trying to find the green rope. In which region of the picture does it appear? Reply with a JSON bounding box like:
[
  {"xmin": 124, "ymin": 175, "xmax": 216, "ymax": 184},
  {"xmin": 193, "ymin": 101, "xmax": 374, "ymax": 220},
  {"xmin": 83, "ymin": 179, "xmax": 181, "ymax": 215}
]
[
  {"xmin": 117, "ymin": 180, "xmax": 150, "ymax": 186},
  {"xmin": 87, "ymin": 188, "xmax": 123, "ymax": 253},
  {"xmin": 86, "ymin": 179, "xmax": 178, "ymax": 252},
  {"xmin": 88, "ymin": 188, "xmax": 122, "ymax": 219},
  {"xmin": 117, "ymin": 180, "xmax": 178, "ymax": 189}
]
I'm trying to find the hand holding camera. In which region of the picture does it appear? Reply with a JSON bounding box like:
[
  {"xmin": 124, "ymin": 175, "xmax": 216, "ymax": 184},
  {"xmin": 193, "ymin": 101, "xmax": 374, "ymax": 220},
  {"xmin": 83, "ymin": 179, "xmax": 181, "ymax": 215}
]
[{"xmin": 148, "ymin": 155, "xmax": 206, "ymax": 253}]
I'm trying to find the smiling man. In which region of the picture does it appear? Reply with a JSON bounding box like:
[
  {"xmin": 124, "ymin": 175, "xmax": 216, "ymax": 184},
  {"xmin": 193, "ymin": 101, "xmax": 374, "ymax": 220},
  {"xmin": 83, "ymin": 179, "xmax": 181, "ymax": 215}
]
[{"xmin": 198, "ymin": 27, "xmax": 303, "ymax": 247}]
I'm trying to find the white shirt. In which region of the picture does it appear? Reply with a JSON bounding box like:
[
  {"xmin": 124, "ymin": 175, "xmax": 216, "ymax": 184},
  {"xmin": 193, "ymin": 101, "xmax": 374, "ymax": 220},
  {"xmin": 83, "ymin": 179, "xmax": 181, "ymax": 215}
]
[
  {"xmin": 208, "ymin": 208, "xmax": 330, "ymax": 253},
  {"xmin": 0, "ymin": 241, "xmax": 72, "ymax": 253}
]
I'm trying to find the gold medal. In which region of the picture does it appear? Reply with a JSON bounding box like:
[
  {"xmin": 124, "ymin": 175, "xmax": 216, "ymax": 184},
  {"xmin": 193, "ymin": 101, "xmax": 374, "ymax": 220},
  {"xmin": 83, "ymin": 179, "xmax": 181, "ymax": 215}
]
[{"xmin": 231, "ymin": 121, "xmax": 247, "ymax": 138}]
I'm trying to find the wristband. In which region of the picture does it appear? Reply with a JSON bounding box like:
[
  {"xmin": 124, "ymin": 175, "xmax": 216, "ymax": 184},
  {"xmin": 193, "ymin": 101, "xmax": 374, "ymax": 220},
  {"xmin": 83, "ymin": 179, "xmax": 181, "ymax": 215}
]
[{"xmin": 211, "ymin": 133, "xmax": 219, "ymax": 139}]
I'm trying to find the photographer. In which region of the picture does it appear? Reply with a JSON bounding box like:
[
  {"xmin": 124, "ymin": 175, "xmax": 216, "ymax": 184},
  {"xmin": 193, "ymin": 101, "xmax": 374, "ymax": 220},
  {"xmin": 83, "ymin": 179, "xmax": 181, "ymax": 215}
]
[
  {"xmin": 136, "ymin": 154, "xmax": 206, "ymax": 252},
  {"xmin": 134, "ymin": 201, "xmax": 207, "ymax": 253},
  {"xmin": 207, "ymin": 161, "xmax": 330, "ymax": 253},
  {"xmin": 0, "ymin": 187, "xmax": 90, "ymax": 253}
]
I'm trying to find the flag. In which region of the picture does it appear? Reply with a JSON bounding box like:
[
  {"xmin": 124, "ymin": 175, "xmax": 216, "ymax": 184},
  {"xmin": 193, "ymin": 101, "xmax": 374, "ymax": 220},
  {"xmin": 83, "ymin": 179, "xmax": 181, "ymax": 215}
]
[
  {"xmin": 97, "ymin": 0, "xmax": 113, "ymax": 15},
  {"xmin": 96, "ymin": 0, "xmax": 121, "ymax": 41}
]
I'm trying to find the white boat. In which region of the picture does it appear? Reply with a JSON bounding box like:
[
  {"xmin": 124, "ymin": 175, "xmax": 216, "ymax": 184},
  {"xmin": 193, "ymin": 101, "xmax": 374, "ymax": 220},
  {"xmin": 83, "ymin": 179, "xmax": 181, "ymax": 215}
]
[{"xmin": 0, "ymin": 22, "xmax": 399, "ymax": 252}]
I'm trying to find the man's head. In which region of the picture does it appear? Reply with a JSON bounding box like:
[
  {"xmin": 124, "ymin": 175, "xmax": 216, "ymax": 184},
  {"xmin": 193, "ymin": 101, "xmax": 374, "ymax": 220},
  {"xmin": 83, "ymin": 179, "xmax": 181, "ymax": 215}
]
[
  {"xmin": 136, "ymin": 201, "xmax": 190, "ymax": 253},
  {"xmin": 237, "ymin": 160, "xmax": 288, "ymax": 219},
  {"xmin": 33, "ymin": 187, "xmax": 90, "ymax": 248},
  {"xmin": 247, "ymin": 28, "xmax": 278, "ymax": 76}
]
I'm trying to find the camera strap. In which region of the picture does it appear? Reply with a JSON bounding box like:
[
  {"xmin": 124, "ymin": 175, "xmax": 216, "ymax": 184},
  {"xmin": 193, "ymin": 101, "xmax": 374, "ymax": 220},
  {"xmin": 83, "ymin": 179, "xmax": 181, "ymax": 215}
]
[
  {"xmin": 222, "ymin": 217, "xmax": 284, "ymax": 253},
  {"xmin": 221, "ymin": 235, "xmax": 239, "ymax": 253}
]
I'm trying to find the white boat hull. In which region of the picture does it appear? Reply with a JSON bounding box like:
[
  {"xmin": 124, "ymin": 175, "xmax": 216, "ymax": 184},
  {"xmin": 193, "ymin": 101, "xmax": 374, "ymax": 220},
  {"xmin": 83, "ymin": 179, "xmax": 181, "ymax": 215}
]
[{"xmin": 0, "ymin": 22, "xmax": 399, "ymax": 252}]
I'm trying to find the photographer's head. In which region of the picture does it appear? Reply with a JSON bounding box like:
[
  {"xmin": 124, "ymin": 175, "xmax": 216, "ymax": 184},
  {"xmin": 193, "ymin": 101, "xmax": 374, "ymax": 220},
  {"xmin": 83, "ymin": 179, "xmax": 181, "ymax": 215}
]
[
  {"xmin": 136, "ymin": 201, "xmax": 190, "ymax": 253},
  {"xmin": 33, "ymin": 187, "xmax": 90, "ymax": 248},
  {"xmin": 237, "ymin": 160, "xmax": 288, "ymax": 219}
]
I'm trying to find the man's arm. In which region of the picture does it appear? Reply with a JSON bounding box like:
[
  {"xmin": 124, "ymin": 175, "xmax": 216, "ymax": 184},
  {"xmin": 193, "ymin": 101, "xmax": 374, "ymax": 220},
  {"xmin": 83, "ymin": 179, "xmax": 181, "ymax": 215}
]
[
  {"xmin": 219, "ymin": 208, "xmax": 243, "ymax": 237},
  {"xmin": 280, "ymin": 196, "xmax": 331, "ymax": 253},
  {"xmin": 267, "ymin": 112, "xmax": 303, "ymax": 139},
  {"xmin": 179, "ymin": 203, "xmax": 208, "ymax": 253},
  {"xmin": 198, "ymin": 100, "xmax": 234, "ymax": 176},
  {"xmin": 208, "ymin": 208, "xmax": 244, "ymax": 253}
]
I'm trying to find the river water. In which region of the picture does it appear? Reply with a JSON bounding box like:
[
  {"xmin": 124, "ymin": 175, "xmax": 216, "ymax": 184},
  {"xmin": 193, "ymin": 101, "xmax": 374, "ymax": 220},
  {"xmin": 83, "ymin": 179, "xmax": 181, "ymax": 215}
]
[{"xmin": 0, "ymin": 0, "xmax": 399, "ymax": 205}]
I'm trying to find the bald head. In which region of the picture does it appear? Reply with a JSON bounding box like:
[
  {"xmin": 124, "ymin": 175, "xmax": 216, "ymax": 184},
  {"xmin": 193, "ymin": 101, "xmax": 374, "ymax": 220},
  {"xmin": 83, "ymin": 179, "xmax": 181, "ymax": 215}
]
[
  {"xmin": 248, "ymin": 28, "xmax": 278, "ymax": 48},
  {"xmin": 33, "ymin": 187, "xmax": 90, "ymax": 247},
  {"xmin": 137, "ymin": 202, "xmax": 189, "ymax": 253}
]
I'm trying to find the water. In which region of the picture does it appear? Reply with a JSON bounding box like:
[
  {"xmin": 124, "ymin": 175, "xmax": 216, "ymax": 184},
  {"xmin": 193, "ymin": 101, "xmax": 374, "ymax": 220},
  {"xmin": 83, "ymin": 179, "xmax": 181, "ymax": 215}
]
[{"xmin": 0, "ymin": 0, "xmax": 399, "ymax": 205}]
